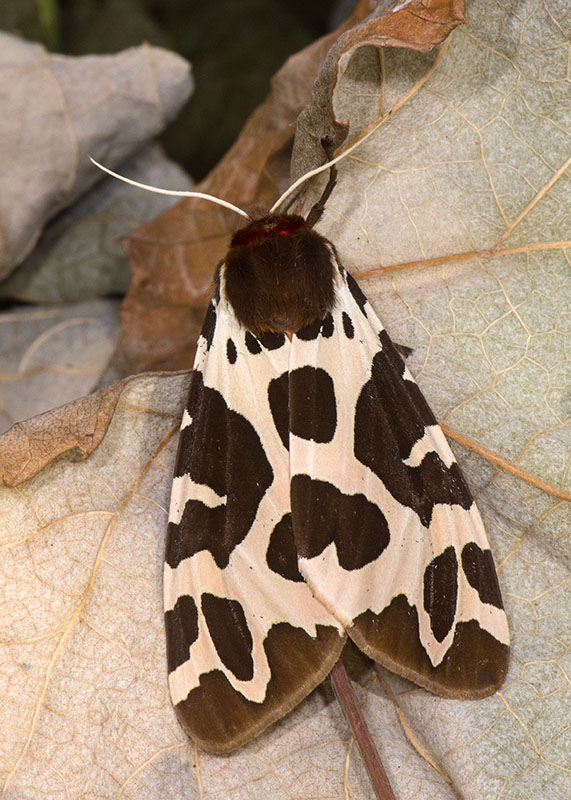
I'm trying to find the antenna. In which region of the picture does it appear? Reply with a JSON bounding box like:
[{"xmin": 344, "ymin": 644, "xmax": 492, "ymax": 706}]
[{"xmin": 89, "ymin": 157, "xmax": 251, "ymax": 220}]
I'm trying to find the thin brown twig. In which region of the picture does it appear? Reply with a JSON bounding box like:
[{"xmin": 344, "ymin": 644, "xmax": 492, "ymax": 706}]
[
  {"xmin": 352, "ymin": 240, "xmax": 571, "ymax": 281},
  {"xmin": 330, "ymin": 659, "xmax": 397, "ymax": 800}
]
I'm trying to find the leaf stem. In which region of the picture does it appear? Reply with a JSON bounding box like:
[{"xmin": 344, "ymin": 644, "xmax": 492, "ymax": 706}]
[
  {"xmin": 35, "ymin": 0, "xmax": 60, "ymax": 51},
  {"xmin": 330, "ymin": 659, "xmax": 397, "ymax": 800}
]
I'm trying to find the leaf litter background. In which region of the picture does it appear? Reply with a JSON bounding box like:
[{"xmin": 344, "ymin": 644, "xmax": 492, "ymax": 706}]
[{"xmin": 0, "ymin": 1, "xmax": 570, "ymax": 799}]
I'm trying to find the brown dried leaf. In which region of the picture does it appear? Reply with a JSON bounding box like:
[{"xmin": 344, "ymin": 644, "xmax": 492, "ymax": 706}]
[
  {"xmin": 119, "ymin": 0, "xmax": 373, "ymax": 372},
  {"xmin": 0, "ymin": 380, "xmax": 125, "ymax": 487},
  {"xmin": 0, "ymin": 33, "xmax": 192, "ymax": 278},
  {"xmin": 292, "ymin": 0, "xmax": 467, "ymax": 179}
]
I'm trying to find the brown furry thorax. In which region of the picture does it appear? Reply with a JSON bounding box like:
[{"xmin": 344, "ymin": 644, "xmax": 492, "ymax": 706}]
[{"xmin": 221, "ymin": 214, "xmax": 337, "ymax": 336}]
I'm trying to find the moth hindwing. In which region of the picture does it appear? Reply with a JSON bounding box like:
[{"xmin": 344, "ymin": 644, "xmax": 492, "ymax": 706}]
[{"xmin": 164, "ymin": 214, "xmax": 510, "ymax": 753}]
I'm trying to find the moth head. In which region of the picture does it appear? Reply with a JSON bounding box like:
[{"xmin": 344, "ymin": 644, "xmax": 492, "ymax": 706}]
[
  {"xmin": 220, "ymin": 213, "xmax": 336, "ymax": 336},
  {"xmin": 89, "ymin": 121, "xmax": 387, "ymax": 337}
]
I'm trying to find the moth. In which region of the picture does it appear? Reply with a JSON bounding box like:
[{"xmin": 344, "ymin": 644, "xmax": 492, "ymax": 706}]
[{"xmin": 92, "ymin": 133, "xmax": 510, "ymax": 755}]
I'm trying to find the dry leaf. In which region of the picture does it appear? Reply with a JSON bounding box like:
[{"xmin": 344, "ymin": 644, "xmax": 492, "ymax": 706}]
[
  {"xmin": 0, "ymin": 33, "xmax": 192, "ymax": 278},
  {"xmin": 0, "ymin": 299, "xmax": 121, "ymax": 437},
  {"xmin": 1, "ymin": 0, "xmax": 570, "ymax": 797},
  {"xmin": 0, "ymin": 373, "xmax": 463, "ymax": 799},
  {"xmin": 0, "ymin": 144, "xmax": 193, "ymax": 304},
  {"xmin": 0, "ymin": 375, "xmax": 125, "ymax": 487}
]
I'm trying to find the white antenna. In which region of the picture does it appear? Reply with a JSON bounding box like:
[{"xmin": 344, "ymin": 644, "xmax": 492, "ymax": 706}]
[
  {"xmin": 270, "ymin": 113, "xmax": 390, "ymax": 214},
  {"xmin": 89, "ymin": 157, "xmax": 251, "ymax": 220},
  {"xmin": 91, "ymin": 113, "xmax": 390, "ymax": 222}
]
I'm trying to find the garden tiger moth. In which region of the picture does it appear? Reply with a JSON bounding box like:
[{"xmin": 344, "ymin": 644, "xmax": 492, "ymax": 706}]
[{"xmin": 91, "ymin": 128, "xmax": 510, "ymax": 756}]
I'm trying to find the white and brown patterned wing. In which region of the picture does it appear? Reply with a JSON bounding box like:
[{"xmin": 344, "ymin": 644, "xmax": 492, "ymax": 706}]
[
  {"xmin": 288, "ymin": 265, "xmax": 510, "ymax": 699},
  {"xmin": 164, "ymin": 293, "xmax": 344, "ymax": 753}
]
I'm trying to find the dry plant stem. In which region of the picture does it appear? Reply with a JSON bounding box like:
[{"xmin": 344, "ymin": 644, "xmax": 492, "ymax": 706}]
[{"xmin": 330, "ymin": 660, "xmax": 397, "ymax": 800}]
